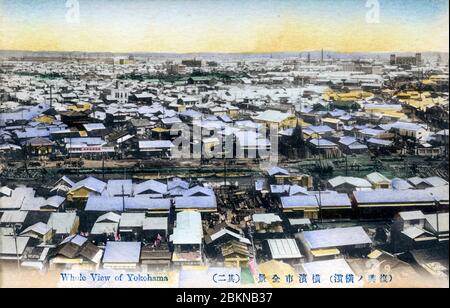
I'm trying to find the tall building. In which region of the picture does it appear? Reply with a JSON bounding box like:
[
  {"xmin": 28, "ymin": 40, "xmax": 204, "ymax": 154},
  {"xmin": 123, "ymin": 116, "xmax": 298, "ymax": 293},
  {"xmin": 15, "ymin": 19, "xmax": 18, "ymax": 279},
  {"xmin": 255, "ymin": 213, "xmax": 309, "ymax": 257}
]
[
  {"xmin": 390, "ymin": 53, "xmax": 422, "ymax": 68},
  {"xmin": 181, "ymin": 59, "xmax": 202, "ymax": 68},
  {"xmin": 390, "ymin": 54, "xmax": 397, "ymax": 66},
  {"xmin": 167, "ymin": 63, "xmax": 187, "ymax": 75},
  {"xmin": 415, "ymin": 53, "xmax": 422, "ymax": 66}
]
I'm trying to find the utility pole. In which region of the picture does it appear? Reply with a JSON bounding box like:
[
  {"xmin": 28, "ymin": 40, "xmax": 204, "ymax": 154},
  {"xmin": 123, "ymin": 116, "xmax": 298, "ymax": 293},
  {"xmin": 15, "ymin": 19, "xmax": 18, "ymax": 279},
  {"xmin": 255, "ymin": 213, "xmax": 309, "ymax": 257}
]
[
  {"xmin": 49, "ymin": 85, "xmax": 53, "ymax": 109},
  {"xmin": 69, "ymin": 137, "xmax": 72, "ymax": 161},
  {"xmin": 345, "ymin": 154, "xmax": 348, "ymax": 176},
  {"xmin": 102, "ymin": 152, "xmax": 105, "ymax": 180},
  {"xmin": 315, "ymin": 182, "xmax": 323, "ymax": 223},
  {"xmin": 14, "ymin": 230, "xmax": 20, "ymax": 270},
  {"xmin": 317, "ymin": 136, "xmax": 322, "ymax": 176},
  {"xmin": 319, "ymin": 181, "xmax": 323, "ymax": 223},
  {"xmin": 432, "ymin": 196, "xmax": 440, "ymax": 241},
  {"xmin": 247, "ymin": 223, "xmax": 256, "ymax": 263},
  {"xmin": 122, "ymin": 184, "xmax": 125, "ymax": 213},
  {"xmin": 436, "ymin": 202, "xmax": 440, "ymax": 239},
  {"xmin": 223, "ymin": 157, "xmax": 227, "ymax": 187},
  {"xmin": 251, "ymin": 173, "xmax": 256, "ymax": 204},
  {"xmin": 11, "ymin": 223, "xmax": 22, "ymax": 271},
  {"xmin": 445, "ymin": 128, "xmax": 449, "ymax": 160}
]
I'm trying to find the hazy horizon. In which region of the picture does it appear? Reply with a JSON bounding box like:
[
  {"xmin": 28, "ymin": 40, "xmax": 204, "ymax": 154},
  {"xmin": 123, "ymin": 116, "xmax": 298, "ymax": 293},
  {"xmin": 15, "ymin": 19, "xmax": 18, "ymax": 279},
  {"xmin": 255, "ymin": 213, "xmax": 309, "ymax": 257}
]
[
  {"xmin": 1, "ymin": 49, "xmax": 448, "ymax": 56},
  {"xmin": 0, "ymin": 0, "xmax": 448, "ymax": 54}
]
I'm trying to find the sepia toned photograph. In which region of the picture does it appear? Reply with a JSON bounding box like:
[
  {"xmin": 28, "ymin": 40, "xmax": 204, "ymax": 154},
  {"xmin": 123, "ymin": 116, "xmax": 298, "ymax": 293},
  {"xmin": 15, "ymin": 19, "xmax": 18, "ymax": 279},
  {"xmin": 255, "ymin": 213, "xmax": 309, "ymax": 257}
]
[{"xmin": 0, "ymin": 0, "xmax": 448, "ymax": 292}]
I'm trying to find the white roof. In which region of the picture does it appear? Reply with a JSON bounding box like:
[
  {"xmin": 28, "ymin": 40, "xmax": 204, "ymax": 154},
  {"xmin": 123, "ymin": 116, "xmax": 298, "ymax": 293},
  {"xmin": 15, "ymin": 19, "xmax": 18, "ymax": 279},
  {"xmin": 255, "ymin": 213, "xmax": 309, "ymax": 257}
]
[
  {"xmin": 182, "ymin": 186, "xmax": 215, "ymax": 197},
  {"xmin": 47, "ymin": 213, "xmax": 78, "ymax": 234},
  {"xmin": 0, "ymin": 186, "xmax": 36, "ymax": 210},
  {"xmin": 85, "ymin": 196, "xmax": 171, "ymax": 212},
  {"xmin": 253, "ymin": 110, "xmax": 292, "ymax": 123},
  {"xmin": 51, "ymin": 176, "xmax": 75, "ymax": 191},
  {"xmin": 281, "ymin": 195, "xmax": 319, "ymax": 208},
  {"xmin": 60, "ymin": 234, "xmax": 88, "ymax": 246},
  {"xmin": 304, "ymin": 125, "xmax": 335, "ymax": 134},
  {"xmin": 289, "ymin": 185, "xmax": 309, "ymax": 196},
  {"xmin": 309, "ymin": 138, "xmax": 337, "ymax": 148},
  {"xmin": 209, "ymin": 229, "xmax": 251, "ymax": 245},
  {"xmin": 366, "ymin": 172, "xmax": 391, "ymax": 184},
  {"xmin": 399, "ymin": 210, "xmax": 426, "ymax": 221},
  {"xmin": 424, "ymin": 177, "xmax": 448, "ymax": 188},
  {"xmin": 407, "ymin": 176, "xmax": 426, "ymax": 187},
  {"xmin": 139, "ymin": 140, "xmax": 174, "ymax": 149},
  {"xmin": 102, "ymin": 242, "xmax": 141, "ymax": 263},
  {"xmin": 267, "ymin": 239, "xmax": 302, "ymax": 259},
  {"xmin": 83, "ymin": 123, "xmax": 106, "ymax": 131},
  {"xmin": 106, "ymin": 180, "xmax": 133, "ymax": 197},
  {"xmin": 339, "ymin": 136, "xmax": 359, "ymax": 146},
  {"xmin": 96, "ymin": 212, "xmax": 121, "ymax": 223},
  {"xmin": 0, "ymin": 236, "xmax": 30, "ymax": 255},
  {"xmin": 43, "ymin": 196, "xmax": 65, "ymax": 209},
  {"xmin": 91, "ymin": 222, "xmax": 118, "ymax": 235},
  {"xmin": 289, "ymin": 218, "xmax": 311, "ymax": 226},
  {"xmin": 391, "ymin": 122, "xmax": 425, "ymax": 132},
  {"xmin": 367, "ymin": 138, "xmax": 393, "ymax": 146},
  {"xmin": 174, "ymin": 196, "xmax": 217, "ymax": 210},
  {"xmin": 167, "ymin": 178, "xmax": 190, "ymax": 190},
  {"xmin": 392, "ymin": 178, "xmax": 413, "ymax": 190},
  {"xmin": 253, "ymin": 213, "xmax": 282, "ymax": 224},
  {"xmin": 0, "ymin": 186, "xmax": 13, "ymax": 197},
  {"xmin": 267, "ymin": 166, "xmax": 289, "ymax": 176},
  {"xmin": 134, "ymin": 180, "xmax": 167, "ymax": 195},
  {"xmin": 270, "ymin": 185, "xmax": 291, "ymax": 194},
  {"xmin": 119, "ymin": 213, "xmax": 146, "ymax": 228},
  {"xmin": 401, "ymin": 227, "xmax": 429, "ymax": 239},
  {"xmin": 353, "ymin": 189, "xmax": 438, "ymax": 205},
  {"xmin": 425, "ymin": 213, "xmax": 449, "ymax": 233},
  {"xmin": 21, "ymin": 222, "xmax": 52, "ymax": 236},
  {"xmin": 143, "ymin": 217, "xmax": 168, "ymax": 231},
  {"xmin": 281, "ymin": 193, "xmax": 352, "ymax": 209},
  {"xmin": 328, "ymin": 176, "xmax": 372, "ymax": 188},
  {"xmin": 170, "ymin": 211, "xmax": 203, "ymax": 245},
  {"xmin": 71, "ymin": 177, "xmax": 106, "ymax": 194},
  {"xmin": 0, "ymin": 210, "xmax": 28, "ymax": 224},
  {"xmin": 303, "ymin": 226, "xmax": 372, "ymax": 250}
]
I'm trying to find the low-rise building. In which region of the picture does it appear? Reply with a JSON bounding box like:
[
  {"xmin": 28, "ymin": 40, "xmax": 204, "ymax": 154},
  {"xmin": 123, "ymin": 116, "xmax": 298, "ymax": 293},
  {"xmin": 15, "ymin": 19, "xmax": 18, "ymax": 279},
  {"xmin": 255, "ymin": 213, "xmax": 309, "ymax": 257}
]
[{"xmin": 298, "ymin": 226, "xmax": 372, "ymax": 261}]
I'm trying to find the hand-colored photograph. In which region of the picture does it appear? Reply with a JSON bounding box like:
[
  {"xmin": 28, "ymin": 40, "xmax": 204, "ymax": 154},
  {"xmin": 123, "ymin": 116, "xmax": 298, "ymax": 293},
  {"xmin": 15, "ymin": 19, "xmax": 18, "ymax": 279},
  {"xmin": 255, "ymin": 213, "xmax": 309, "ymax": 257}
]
[{"xmin": 0, "ymin": 0, "xmax": 448, "ymax": 291}]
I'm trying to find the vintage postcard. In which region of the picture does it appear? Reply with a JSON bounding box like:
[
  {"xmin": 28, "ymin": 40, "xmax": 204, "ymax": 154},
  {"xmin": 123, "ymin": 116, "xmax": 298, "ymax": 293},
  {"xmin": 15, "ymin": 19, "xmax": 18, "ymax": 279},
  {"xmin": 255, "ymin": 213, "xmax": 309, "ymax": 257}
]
[{"xmin": 0, "ymin": 0, "xmax": 448, "ymax": 293}]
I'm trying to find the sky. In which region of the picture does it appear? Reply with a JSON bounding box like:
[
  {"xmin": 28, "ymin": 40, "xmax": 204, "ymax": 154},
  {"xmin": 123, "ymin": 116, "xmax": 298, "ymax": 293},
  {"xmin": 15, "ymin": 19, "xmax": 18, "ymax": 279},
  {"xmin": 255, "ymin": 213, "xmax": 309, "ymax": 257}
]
[{"xmin": 0, "ymin": 0, "xmax": 448, "ymax": 53}]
